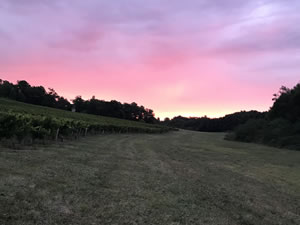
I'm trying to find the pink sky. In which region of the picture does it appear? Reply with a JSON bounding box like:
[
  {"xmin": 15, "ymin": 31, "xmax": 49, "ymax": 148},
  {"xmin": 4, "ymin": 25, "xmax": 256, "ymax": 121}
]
[{"xmin": 0, "ymin": 0, "xmax": 299, "ymax": 119}]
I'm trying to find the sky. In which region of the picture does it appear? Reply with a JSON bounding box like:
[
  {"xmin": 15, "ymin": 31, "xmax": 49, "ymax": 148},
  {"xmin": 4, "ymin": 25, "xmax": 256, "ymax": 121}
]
[{"xmin": 0, "ymin": 0, "xmax": 299, "ymax": 119}]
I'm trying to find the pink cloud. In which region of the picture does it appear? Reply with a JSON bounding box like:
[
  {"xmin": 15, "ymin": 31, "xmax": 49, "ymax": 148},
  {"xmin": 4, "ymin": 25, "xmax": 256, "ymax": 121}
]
[{"xmin": 1, "ymin": 0, "xmax": 299, "ymax": 119}]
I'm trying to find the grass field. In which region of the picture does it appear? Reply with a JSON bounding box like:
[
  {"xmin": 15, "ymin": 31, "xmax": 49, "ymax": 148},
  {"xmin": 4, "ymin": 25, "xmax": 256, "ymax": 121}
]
[{"xmin": 0, "ymin": 130, "xmax": 299, "ymax": 225}]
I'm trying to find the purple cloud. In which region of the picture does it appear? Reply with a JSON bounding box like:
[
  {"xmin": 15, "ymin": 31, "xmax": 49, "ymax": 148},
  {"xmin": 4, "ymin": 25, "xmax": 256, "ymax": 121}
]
[{"xmin": 0, "ymin": 0, "xmax": 299, "ymax": 117}]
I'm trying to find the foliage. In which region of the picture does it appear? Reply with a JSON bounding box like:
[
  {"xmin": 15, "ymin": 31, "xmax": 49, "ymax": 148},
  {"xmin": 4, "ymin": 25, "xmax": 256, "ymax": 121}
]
[
  {"xmin": 0, "ymin": 79, "xmax": 71, "ymax": 110},
  {"xmin": 269, "ymin": 84, "xmax": 300, "ymax": 122},
  {"xmin": 72, "ymin": 96, "xmax": 157, "ymax": 123},
  {"xmin": 163, "ymin": 111, "xmax": 265, "ymax": 132},
  {"xmin": 227, "ymin": 83, "xmax": 300, "ymax": 150},
  {"xmin": 0, "ymin": 79, "xmax": 158, "ymax": 124},
  {"xmin": 0, "ymin": 98, "xmax": 170, "ymax": 144}
]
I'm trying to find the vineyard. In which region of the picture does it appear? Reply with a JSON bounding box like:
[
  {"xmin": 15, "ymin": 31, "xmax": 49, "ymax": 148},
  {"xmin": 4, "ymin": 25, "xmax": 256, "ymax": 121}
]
[{"xmin": 0, "ymin": 98, "xmax": 170, "ymax": 145}]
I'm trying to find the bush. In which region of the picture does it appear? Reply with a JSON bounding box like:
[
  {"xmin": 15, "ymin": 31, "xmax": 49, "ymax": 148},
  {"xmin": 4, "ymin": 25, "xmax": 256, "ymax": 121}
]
[
  {"xmin": 227, "ymin": 118, "xmax": 300, "ymax": 150},
  {"xmin": 0, "ymin": 110, "xmax": 171, "ymax": 145},
  {"xmin": 227, "ymin": 83, "xmax": 300, "ymax": 151},
  {"xmin": 228, "ymin": 119, "xmax": 267, "ymax": 143}
]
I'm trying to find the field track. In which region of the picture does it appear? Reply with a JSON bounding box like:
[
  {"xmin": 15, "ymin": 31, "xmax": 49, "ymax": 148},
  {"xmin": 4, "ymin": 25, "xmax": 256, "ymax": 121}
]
[{"xmin": 0, "ymin": 130, "xmax": 300, "ymax": 225}]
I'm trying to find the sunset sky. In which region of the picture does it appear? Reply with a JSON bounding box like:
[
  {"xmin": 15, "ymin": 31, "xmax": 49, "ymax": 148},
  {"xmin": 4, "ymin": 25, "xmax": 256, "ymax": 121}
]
[{"xmin": 0, "ymin": 0, "xmax": 299, "ymax": 119}]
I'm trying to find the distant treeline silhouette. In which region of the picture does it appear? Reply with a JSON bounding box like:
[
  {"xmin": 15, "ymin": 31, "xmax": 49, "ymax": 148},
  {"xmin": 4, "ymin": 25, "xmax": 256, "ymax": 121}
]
[
  {"xmin": 226, "ymin": 83, "xmax": 300, "ymax": 150},
  {"xmin": 162, "ymin": 82, "xmax": 300, "ymax": 150},
  {"xmin": 0, "ymin": 79, "xmax": 157, "ymax": 123},
  {"xmin": 2, "ymin": 78, "xmax": 299, "ymax": 150},
  {"xmin": 162, "ymin": 111, "xmax": 265, "ymax": 132}
]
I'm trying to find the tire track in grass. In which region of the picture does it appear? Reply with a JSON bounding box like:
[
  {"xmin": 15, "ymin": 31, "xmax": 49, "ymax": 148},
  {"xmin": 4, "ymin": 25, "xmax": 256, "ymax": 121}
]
[{"xmin": 1, "ymin": 130, "xmax": 300, "ymax": 225}]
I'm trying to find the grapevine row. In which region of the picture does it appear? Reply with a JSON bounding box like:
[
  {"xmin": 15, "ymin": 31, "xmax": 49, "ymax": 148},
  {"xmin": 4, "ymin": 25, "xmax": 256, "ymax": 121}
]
[{"xmin": 0, "ymin": 111, "xmax": 170, "ymax": 144}]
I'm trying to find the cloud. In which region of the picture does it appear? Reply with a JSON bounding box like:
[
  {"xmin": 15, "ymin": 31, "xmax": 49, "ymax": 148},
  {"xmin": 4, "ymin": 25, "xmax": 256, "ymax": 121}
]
[
  {"xmin": 2, "ymin": 0, "xmax": 299, "ymax": 71},
  {"xmin": 1, "ymin": 0, "xmax": 300, "ymax": 118},
  {"xmin": 211, "ymin": 21, "xmax": 300, "ymax": 57},
  {"xmin": 47, "ymin": 26, "xmax": 107, "ymax": 52}
]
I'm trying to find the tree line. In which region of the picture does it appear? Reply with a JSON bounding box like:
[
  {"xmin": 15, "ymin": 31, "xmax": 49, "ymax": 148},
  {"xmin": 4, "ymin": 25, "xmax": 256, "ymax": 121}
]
[
  {"xmin": 0, "ymin": 79, "xmax": 157, "ymax": 124},
  {"xmin": 226, "ymin": 83, "xmax": 300, "ymax": 150},
  {"xmin": 162, "ymin": 111, "xmax": 265, "ymax": 132},
  {"xmin": 2, "ymin": 78, "xmax": 298, "ymax": 150}
]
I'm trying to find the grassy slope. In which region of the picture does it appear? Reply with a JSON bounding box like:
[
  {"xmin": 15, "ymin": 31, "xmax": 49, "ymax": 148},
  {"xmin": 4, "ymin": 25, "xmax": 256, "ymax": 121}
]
[
  {"xmin": 0, "ymin": 98, "xmax": 165, "ymax": 131},
  {"xmin": 0, "ymin": 130, "xmax": 299, "ymax": 225}
]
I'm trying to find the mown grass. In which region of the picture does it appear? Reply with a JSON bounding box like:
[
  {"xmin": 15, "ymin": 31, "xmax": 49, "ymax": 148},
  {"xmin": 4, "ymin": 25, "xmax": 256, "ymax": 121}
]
[{"xmin": 0, "ymin": 130, "xmax": 299, "ymax": 225}]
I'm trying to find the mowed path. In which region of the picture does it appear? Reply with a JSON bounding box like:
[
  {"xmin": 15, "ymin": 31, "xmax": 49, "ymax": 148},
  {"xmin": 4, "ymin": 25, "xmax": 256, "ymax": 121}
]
[{"xmin": 0, "ymin": 130, "xmax": 300, "ymax": 225}]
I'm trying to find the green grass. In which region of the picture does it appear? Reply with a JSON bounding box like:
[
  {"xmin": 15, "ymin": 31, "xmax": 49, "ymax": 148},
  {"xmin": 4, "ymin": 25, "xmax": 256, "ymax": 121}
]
[{"xmin": 0, "ymin": 130, "xmax": 299, "ymax": 225}]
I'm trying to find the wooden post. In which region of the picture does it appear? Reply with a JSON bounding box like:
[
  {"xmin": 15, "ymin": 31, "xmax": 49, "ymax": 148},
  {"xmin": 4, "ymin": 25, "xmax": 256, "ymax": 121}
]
[{"xmin": 55, "ymin": 128, "xmax": 60, "ymax": 141}]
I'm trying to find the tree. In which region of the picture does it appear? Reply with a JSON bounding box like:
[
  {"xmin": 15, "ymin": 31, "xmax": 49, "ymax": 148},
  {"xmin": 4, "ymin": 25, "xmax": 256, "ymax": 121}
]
[
  {"xmin": 269, "ymin": 84, "xmax": 300, "ymax": 122},
  {"xmin": 56, "ymin": 97, "xmax": 72, "ymax": 110},
  {"xmin": 72, "ymin": 96, "xmax": 86, "ymax": 113},
  {"xmin": 0, "ymin": 78, "xmax": 160, "ymax": 124}
]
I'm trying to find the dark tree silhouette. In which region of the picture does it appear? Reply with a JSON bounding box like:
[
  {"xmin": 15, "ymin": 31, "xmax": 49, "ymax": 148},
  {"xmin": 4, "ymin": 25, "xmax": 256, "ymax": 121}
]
[
  {"xmin": 228, "ymin": 83, "xmax": 300, "ymax": 150},
  {"xmin": 163, "ymin": 111, "xmax": 265, "ymax": 132},
  {"xmin": 0, "ymin": 79, "xmax": 157, "ymax": 124}
]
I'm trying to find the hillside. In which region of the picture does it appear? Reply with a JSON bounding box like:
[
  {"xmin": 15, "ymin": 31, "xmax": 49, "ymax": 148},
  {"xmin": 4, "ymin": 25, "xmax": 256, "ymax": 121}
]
[
  {"xmin": 0, "ymin": 98, "xmax": 170, "ymax": 146},
  {"xmin": 0, "ymin": 79, "xmax": 158, "ymax": 123}
]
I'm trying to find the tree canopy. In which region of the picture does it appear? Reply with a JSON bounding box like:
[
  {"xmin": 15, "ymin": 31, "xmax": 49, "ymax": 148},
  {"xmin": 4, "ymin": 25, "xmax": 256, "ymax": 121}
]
[
  {"xmin": 0, "ymin": 79, "xmax": 157, "ymax": 124},
  {"xmin": 227, "ymin": 83, "xmax": 300, "ymax": 150},
  {"xmin": 163, "ymin": 111, "xmax": 265, "ymax": 132}
]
